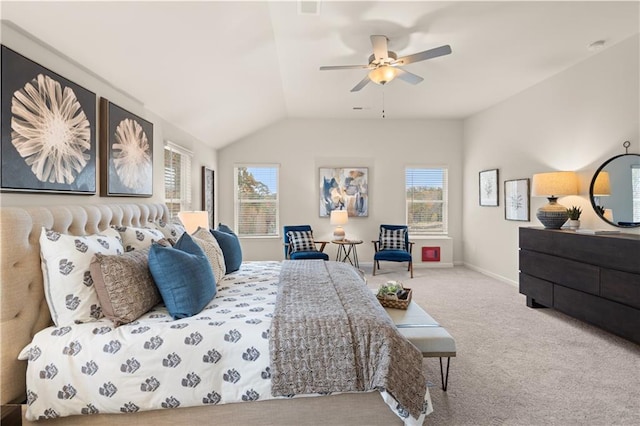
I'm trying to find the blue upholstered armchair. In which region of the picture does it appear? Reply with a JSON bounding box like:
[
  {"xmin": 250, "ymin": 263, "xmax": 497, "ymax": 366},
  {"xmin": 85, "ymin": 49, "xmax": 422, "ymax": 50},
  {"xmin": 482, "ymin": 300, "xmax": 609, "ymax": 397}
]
[
  {"xmin": 372, "ymin": 224, "xmax": 414, "ymax": 278},
  {"xmin": 283, "ymin": 225, "xmax": 329, "ymax": 260}
]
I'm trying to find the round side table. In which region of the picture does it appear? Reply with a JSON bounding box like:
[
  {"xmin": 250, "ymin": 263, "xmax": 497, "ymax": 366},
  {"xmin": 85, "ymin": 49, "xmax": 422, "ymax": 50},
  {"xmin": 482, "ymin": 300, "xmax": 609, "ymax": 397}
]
[{"xmin": 332, "ymin": 239, "xmax": 363, "ymax": 268}]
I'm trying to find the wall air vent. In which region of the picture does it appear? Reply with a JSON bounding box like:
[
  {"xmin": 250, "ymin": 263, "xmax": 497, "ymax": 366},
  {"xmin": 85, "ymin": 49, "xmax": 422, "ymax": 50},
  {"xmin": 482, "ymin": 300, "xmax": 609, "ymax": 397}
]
[{"xmin": 298, "ymin": 0, "xmax": 321, "ymax": 15}]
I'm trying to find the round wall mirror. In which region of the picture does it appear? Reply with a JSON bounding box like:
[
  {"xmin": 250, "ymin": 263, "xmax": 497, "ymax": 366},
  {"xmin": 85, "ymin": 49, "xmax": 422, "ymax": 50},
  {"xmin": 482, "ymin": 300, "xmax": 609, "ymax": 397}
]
[{"xmin": 589, "ymin": 148, "xmax": 640, "ymax": 228}]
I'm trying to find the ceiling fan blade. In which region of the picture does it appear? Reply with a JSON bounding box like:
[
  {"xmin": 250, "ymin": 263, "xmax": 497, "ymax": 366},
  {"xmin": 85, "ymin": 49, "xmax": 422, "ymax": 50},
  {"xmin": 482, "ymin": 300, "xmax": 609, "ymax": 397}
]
[
  {"xmin": 395, "ymin": 68, "xmax": 424, "ymax": 85},
  {"xmin": 370, "ymin": 35, "xmax": 389, "ymax": 61},
  {"xmin": 320, "ymin": 64, "xmax": 371, "ymax": 71},
  {"xmin": 350, "ymin": 75, "xmax": 371, "ymax": 92},
  {"xmin": 395, "ymin": 44, "xmax": 452, "ymax": 65}
]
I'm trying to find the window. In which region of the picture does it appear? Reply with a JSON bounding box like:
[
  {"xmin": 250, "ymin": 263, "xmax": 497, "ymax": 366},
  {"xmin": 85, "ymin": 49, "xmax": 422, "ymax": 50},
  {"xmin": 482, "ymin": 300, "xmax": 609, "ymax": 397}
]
[
  {"xmin": 234, "ymin": 165, "xmax": 279, "ymax": 237},
  {"xmin": 405, "ymin": 167, "xmax": 448, "ymax": 234},
  {"xmin": 164, "ymin": 142, "xmax": 193, "ymax": 219}
]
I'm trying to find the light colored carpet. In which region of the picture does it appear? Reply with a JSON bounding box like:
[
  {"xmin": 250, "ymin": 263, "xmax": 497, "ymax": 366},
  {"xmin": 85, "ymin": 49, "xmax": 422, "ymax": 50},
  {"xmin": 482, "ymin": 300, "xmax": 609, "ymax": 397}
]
[{"xmin": 363, "ymin": 263, "xmax": 640, "ymax": 426}]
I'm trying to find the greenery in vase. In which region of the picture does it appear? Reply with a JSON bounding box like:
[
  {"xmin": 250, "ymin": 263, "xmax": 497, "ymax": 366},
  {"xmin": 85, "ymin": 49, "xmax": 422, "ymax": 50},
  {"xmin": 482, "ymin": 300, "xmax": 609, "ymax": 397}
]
[{"xmin": 567, "ymin": 206, "xmax": 582, "ymax": 220}]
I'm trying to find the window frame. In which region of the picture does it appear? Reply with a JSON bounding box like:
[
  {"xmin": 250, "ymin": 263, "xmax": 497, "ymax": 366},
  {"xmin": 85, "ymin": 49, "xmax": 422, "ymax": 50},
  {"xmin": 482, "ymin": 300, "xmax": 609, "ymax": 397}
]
[
  {"xmin": 405, "ymin": 166, "xmax": 449, "ymax": 235},
  {"xmin": 234, "ymin": 164, "xmax": 280, "ymax": 238}
]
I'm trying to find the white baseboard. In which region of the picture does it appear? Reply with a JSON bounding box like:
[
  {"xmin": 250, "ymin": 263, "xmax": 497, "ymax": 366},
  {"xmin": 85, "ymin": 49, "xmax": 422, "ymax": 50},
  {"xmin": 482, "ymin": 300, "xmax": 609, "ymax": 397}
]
[
  {"xmin": 358, "ymin": 261, "xmax": 454, "ymax": 269},
  {"xmin": 463, "ymin": 262, "xmax": 518, "ymax": 287}
]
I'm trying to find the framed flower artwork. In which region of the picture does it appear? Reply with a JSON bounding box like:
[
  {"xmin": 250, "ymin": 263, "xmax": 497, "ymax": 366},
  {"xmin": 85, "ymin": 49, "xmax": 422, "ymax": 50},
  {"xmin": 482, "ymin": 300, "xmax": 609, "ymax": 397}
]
[
  {"xmin": 99, "ymin": 98, "xmax": 153, "ymax": 197},
  {"xmin": 1, "ymin": 45, "xmax": 97, "ymax": 194}
]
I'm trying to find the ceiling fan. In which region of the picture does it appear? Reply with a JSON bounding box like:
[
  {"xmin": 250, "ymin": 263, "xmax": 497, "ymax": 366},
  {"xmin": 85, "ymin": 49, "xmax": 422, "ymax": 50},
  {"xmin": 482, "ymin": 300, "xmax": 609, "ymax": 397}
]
[{"xmin": 320, "ymin": 35, "xmax": 452, "ymax": 92}]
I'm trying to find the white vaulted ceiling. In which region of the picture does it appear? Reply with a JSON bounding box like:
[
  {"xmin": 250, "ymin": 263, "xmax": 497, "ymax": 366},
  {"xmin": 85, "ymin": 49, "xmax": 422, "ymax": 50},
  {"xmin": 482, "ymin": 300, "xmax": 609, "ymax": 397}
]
[{"xmin": 1, "ymin": 1, "xmax": 638, "ymax": 148}]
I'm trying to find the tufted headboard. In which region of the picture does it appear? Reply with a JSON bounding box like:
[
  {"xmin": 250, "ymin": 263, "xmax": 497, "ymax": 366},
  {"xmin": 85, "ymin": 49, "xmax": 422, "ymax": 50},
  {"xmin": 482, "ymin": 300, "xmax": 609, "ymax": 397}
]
[{"xmin": 0, "ymin": 203, "xmax": 169, "ymax": 406}]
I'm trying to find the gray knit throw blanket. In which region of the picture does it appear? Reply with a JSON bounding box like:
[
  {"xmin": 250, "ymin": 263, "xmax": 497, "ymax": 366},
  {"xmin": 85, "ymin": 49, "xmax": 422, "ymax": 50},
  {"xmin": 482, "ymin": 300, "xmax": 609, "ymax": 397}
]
[{"xmin": 269, "ymin": 260, "xmax": 426, "ymax": 419}]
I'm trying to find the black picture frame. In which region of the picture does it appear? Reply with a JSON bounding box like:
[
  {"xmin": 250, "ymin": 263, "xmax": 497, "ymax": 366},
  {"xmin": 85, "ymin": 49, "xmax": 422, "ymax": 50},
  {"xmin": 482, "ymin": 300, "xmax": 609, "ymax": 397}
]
[
  {"xmin": 1, "ymin": 45, "xmax": 97, "ymax": 194},
  {"xmin": 504, "ymin": 178, "xmax": 530, "ymax": 221},
  {"xmin": 479, "ymin": 169, "xmax": 499, "ymax": 206},
  {"xmin": 202, "ymin": 166, "xmax": 215, "ymax": 228},
  {"xmin": 99, "ymin": 98, "xmax": 153, "ymax": 197}
]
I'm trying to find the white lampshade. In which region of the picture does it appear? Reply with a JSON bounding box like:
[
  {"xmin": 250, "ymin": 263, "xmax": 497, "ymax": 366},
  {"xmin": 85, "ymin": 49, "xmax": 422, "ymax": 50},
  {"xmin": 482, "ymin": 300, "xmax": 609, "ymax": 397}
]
[
  {"xmin": 593, "ymin": 171, "xmax": 611, "ymax": 196},
  {"xmin": 531, "ymin": 171, "xmax": 578, "ymax": 229},
  {"xmin": 330, "ymin": 210, "xmax": 348, "ymax": 225},
  {"xmin": 330, "ymin": 210, "xmax": 348, "ymax": 241},
  {"xmin": 368, "ymin": 66, "xmax": 398, "ymax": 85},
  {"xmin": 178, "ymin": 211, "xmax": 209, "ymax": 234},
  {"xmin": 531, "ymin": 171, "xmax": 578, "ymax": 197}
]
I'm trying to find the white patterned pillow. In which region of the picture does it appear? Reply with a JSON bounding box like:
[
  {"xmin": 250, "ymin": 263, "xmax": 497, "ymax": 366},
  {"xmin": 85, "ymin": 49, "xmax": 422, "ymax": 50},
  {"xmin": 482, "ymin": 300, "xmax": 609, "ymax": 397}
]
[
  {"xmin": 112, "ymin": 226, "xmax": 165, "ymax": 252},
  {"xmin": 39, "ymin": 227, "xmax": 124, "ymax": 326},
  {"xmin": 147, "ymin": 220, "xmax": 185, "ymax": 245},
  {"xmin": 287, "ymin": 230, "xmax": 317, "ymax": 253},
  {"xmin": 191, "ymin": 227, "xmax": 226, "ymax": 284},
  {"xmin": 379, "ymin": 228, "xmax": 407, "ymax": 250}
]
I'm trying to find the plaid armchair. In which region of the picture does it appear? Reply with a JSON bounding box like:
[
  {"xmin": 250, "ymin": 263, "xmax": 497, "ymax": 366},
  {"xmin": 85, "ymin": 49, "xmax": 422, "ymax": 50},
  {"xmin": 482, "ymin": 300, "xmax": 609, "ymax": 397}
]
[
  {"xmin": 372, "ymin": 224, "xmax": 413, "ymax": 278},
  {"xmin": 283, "ymin": 225, "xmax": 329, "ymax": 260}
]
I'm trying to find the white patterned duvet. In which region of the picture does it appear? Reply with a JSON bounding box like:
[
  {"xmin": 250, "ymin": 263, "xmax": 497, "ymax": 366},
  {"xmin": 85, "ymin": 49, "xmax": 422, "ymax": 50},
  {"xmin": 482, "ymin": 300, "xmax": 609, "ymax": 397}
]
[{"xmin": 19, "ymin": 261, "xmax": 429, "ymax": 424}]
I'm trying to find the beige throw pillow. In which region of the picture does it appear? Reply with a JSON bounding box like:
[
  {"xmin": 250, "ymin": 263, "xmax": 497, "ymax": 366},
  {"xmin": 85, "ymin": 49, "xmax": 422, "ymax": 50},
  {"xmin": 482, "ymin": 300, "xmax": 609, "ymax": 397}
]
[
  {"xmin": 191, "ymin": 227, "xmax": 226, "ymax": 283},
  {"xmin": 90, "ymin": 246, "xmax": 163, "ymax": 326}
]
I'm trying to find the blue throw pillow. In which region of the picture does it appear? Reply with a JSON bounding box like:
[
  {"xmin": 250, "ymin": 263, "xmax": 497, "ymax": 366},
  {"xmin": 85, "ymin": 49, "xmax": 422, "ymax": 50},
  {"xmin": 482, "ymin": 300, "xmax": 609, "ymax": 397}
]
[
  {"xmin": 210, "ymin": 225, "xmax": 242, "ymax": 273},
  {"xmin": 148, "ymin": 233, "xmax": 216, "ymax": 319},
  {"xmin": 217, "ymin": 223, "xmax": 236, "ymax": 235}
]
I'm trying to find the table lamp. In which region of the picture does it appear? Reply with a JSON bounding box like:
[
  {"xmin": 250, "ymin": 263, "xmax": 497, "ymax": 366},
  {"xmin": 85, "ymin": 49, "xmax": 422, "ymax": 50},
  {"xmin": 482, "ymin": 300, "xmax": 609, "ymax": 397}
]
[
  {"xmin": 531, "ymin": 171, "xmax": 578, "ymax": 229},
  {"xmin": 330, "ymin": 210, "xmax": 348, "ymax": 240},
  {"xmin": 178, "ymin": 211, "xmax": 210, "ymax": 234}
]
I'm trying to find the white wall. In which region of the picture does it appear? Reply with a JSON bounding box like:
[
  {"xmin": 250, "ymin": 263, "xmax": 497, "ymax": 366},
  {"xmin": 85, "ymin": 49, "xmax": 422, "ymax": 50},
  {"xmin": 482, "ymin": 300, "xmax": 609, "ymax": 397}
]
[
  {"xmin": 462, "ymin": 34, "xmax": 640, "ymax": 285},
  {"xmin": 0, "ymin": 23, "xmax": 216, "ymax": 212},
  {"xmin": 217, "ymin": 118, "xmax": 464, "ymax": 265}
]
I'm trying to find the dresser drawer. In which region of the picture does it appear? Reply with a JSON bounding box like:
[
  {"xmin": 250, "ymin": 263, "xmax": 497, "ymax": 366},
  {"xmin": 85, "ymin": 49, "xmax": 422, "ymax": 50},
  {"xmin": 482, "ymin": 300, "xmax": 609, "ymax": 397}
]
[
  {"xmin": 601, "ymin": 269, "xmax": 640, "ymax": 309},
  {"xmin": 554, "ymin": 285, "xmax": 640, "ymax": 344},
  {"xmin": 520, "ymin": 250, "xmax": 599, "ymax": 295},
  {"xmin": 519, "ymin": 273, "xmax": 553, "ymax": 307}
]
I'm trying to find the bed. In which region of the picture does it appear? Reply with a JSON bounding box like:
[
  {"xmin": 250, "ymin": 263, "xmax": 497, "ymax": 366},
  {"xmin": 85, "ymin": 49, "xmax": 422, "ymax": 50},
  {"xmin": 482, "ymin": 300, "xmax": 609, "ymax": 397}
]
[{"xmin": 0, "ymin": 203, "xmax": 430, "ymax": 425}]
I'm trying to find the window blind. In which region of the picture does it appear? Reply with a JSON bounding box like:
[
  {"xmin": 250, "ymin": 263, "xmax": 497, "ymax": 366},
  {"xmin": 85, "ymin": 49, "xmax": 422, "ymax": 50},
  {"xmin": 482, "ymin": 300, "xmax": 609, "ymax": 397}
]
[
  {"xmin": 164, "ymin": 142, "xmax": 193, "ymax": 219},
  {"xmin": 405, "ymin": 167, "xmax": 448, "ymax": 234},
  {"xmin": 234, "ymin": 165, "xmax": 279, "ymax": 237}
]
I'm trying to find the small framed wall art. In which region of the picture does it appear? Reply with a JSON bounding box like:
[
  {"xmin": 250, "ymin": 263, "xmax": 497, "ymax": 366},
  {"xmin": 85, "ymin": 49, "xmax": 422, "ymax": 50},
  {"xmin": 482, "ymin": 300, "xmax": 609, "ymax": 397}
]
[
  {"xmin": 1, "ymin": 45, "xmax": 97, "ymax": 194},
  {"xmin": 99, "ymin": 98, "xmax": 153, "ymax": 197},
  {"xmin": 479, "ymin": 168, "xmax": 499, "ymax": 206},
  {"xmin": 504, "ymin": 178, "xmax": 530, "ymax": 221},
  {"xmin": 202, "ymin": 166, "xmax": 215, "ymax": 228}
]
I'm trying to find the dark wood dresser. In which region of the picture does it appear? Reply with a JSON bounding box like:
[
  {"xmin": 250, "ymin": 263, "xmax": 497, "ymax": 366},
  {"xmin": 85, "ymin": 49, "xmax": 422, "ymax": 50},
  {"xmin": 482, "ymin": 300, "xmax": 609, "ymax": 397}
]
[{"xmin": 519, "ymin": 227, "xmax": 640, "ymax": 344}]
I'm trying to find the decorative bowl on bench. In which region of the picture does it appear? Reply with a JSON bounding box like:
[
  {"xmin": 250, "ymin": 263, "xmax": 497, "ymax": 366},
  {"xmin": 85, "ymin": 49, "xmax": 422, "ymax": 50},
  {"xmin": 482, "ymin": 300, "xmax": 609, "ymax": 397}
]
[{"xmin": 376, "ymin": 280, "xmax": 412, "ymax": 310}]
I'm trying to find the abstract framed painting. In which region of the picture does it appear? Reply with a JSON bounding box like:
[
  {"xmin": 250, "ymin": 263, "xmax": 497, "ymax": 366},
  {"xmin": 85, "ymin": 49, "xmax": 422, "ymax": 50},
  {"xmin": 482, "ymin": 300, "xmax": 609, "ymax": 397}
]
[
  {"xmin": 99, "ymin": 98, "xmax": 153, "ymax": 197},
  {"xmin": 202, "ymin": 166, "xmax": 215, "ymax": 228},
  {"xmin": 1, "ymin": 45, "xmax": 97, "ymax": 194},
  {"xmin": 479, "ymin": 168, "xmax": 499, "ymax": 206},
  {"xmin": 319, "ymin": 167, "xmax": 368, "ymax": 217},
  {"xmin": 504, "ymin": 178, "xmax": 530, "ymax": 221}
]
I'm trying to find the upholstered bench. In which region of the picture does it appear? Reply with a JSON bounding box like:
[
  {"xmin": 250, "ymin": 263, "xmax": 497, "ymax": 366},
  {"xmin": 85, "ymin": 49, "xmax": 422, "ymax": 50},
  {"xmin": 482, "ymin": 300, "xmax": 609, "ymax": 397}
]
[{"xmin": 383, "ymin": 301, "xmax": 456, "ymax": 391}]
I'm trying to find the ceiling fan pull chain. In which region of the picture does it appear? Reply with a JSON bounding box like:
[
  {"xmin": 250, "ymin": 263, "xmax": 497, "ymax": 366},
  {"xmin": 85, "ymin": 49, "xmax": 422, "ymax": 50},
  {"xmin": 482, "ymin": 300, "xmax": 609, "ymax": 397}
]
[{"xmin": 382, "ymin": 88, "xmax": 386, "ymax": 119}]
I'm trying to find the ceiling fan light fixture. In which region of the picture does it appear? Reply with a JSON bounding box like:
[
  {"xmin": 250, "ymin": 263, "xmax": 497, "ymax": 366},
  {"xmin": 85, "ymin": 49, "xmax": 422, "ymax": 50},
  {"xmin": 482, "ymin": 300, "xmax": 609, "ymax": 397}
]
[{"xmin": 368, "ymin": 66, "xmax": 398, "ymax": 85}]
